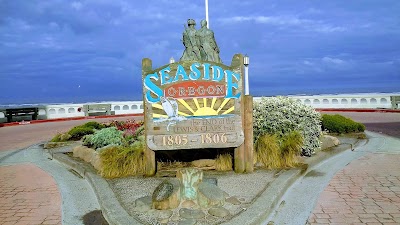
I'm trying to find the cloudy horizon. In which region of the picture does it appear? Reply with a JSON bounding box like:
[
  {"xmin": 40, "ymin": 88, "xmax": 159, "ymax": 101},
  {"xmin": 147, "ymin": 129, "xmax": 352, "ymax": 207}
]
[{"xmin": 1, "ymin": 0, "xmax": 399, "ymax": 104}]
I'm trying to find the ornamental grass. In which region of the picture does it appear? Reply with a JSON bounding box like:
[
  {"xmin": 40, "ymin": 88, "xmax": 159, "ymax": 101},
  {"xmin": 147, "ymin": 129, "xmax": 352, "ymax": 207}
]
[
  {"xmin": 99, "ymin": 140, "xmax": 146, "ymax": 178},
  {"xmin": 215, "ymin": 154, "xmax": 233, "ymax": 171}
]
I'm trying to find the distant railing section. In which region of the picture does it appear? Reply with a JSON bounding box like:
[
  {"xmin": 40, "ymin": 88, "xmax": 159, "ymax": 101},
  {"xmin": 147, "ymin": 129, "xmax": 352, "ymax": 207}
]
[
  {"xmin": 1, "ymin": 93, "xmax": 399, "ymax": 123},
  {"xmin": 254, "ymin": 93, "xmax": 397, "ymax": 109}
]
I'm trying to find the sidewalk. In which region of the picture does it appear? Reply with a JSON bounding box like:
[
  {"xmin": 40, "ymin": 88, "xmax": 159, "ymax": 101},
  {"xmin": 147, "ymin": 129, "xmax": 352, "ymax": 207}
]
[
  {"xmin": 308, "ymin": 141, "xmax": 400, "ymax": 224},
  {"xmin": 0, "ymin": 164, "xmax": 61, "ymax": 225}
]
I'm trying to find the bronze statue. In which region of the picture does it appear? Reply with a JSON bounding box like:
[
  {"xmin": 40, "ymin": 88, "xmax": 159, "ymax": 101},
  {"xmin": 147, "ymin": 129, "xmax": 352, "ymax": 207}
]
[
  {"xmin": 197, "ymin": 20, "xmax": 222, "ymax": 63},
  {"xmin": 180, "ymin": 19, "xmax": 222, "ymax": 63},
  {"xmin": 180, "ymin": 19, "xmax": 201, "ymax": 61}
]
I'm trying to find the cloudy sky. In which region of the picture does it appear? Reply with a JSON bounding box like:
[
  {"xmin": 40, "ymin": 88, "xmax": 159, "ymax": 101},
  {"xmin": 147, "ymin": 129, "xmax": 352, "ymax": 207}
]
[{"xmin": 1, "ymin": 0, "xmax": 399, "ymax": 104}]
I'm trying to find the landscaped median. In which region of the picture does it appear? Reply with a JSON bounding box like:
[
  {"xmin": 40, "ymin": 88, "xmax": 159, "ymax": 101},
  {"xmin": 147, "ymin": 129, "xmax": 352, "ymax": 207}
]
[{"xmin": 44, "ymin": 96, "xmax": 368, "ymax": 224}]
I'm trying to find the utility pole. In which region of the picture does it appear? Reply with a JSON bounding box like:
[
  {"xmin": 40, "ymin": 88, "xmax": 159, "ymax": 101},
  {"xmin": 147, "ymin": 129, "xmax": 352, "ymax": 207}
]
[{"xmin": 205, "ymin": 0, "xmax": 209, "ymax": 28}]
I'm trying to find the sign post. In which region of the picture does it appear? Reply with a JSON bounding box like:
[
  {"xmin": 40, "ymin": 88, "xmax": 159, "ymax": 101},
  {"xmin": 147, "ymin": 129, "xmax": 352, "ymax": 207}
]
[{"xmin": 142, "ymin": 54, "xmax": 252, "ymax": 175}]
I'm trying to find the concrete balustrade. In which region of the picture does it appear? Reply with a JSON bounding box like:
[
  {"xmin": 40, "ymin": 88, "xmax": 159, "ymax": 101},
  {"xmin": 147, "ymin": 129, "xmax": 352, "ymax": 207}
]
[
  {"xmin": 1, "ymin": 93, "xmax": 399, "ymax": 123},
  {"xmin": 46, "ymin": 104, "xmax": 85, "ymax": 119},
  {"xmin": 254, "ymin": 93, "xmax": 398, "ymax": 109}
]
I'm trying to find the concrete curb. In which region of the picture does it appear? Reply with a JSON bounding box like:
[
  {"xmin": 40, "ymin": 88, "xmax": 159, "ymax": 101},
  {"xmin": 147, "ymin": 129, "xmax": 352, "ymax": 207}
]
[
  {"xmin": 223, "ymin": 169, "xmax": 303, "ymax": 225},
  {"xmin": 53, "ymin": 153, "xmax": 142, "ymax": 225}
]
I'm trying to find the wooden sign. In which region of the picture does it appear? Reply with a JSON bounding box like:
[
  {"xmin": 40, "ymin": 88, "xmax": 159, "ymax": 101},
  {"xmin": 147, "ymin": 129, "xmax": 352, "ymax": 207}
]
[{"xmin": 142, "ymin": 55, "xmax": 245, "ymax": 151}]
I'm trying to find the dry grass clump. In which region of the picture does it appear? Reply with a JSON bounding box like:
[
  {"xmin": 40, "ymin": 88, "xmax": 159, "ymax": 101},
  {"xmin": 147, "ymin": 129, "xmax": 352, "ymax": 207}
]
[
  {"xmin": 280, "ymin": 131, "xmax": 303, "ymax": 167},
  {"xmin": 157, "ymin": 161, "xmax": 190, "ymax": 171},
  {"xmin": 215, "ymin": 154, "xmax": 233, "ymax": 171},
  {"xmin": 255, "ymin": 131, "xmax": 303, "ymax": 169},
  {"xmin": 255, "ymin": 134, "xmax": 281, "ymax": 169},
  {"xmin": 99, "ymin": 141, "xmax": 145, "ymax": 178}
]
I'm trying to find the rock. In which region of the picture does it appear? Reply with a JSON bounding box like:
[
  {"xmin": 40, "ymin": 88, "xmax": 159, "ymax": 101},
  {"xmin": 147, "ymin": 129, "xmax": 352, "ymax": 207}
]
[
  {"xmin": 225, "ymin": 196, "xmax": 241, "ymax": 205},
  {"xmin": 160, "ymin": 218, "xmax": 169, "ymax": 224},
  {"xmin": 321, "ymin": 135, "xmax": 340, "ymax": 150},
  {"xmin": 44, "ymin": 142, "xmax": 69, "ymax": 149},
  {"xmin": 152, "ymin": 179, "xmax": 180, "ymax": 210},
  {"xmin": 208, "ymin": 207, "xmax": 230, "ymax": 217},
  {"xmin": 90, "ymin": 152, "xmax": 102, "ymax": 171},
  {"xmin": 135, "ymin": 196, "xmax": 152, "ymax": 207},
  {"xmin": 181, "ymin": 200, "xmax": 196, "ymax": 208},
  {"xmin": 133, "ymin": 204, "xmax": 151, "ymax": 212},
  {"xmin": 197, "ymin": 182, "xmax": 225, "ymax": 208},
  {"xmin": 178, "ymin": 219, "xmax": 197, "ymax": 225},
  {"xmin": 191, "ymin": 159, "xmax": 215, "ymax": 167},
  {"xmin": 154, "ymin": 209, "xmax": 173, "ymax": 219},
  {"xmin": 203, "ymin": 178, "xmax": 217, "ymax": 186},
  {"xmin": 73, "ymin": 146, "xmax": 96, "ymax": 163},
  {"xmin": 179, "ymin": 208, "xmax": 205, "ymax": 219}
]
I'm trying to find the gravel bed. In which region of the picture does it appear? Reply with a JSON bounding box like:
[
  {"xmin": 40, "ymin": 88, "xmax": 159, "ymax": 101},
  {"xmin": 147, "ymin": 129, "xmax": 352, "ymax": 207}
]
[{"xmin": 107, "ymin": 169, "xmax": 275, "ymax": 224}]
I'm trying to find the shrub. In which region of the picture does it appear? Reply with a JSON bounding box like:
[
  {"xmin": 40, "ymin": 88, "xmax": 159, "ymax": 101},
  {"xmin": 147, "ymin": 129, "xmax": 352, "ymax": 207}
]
[
  {"xmin": 68, "ymin": 127, "xmax": 95, "ymax": 140},
  {"xmin": 253, "ymin": 96, "xmax": 321, "ymax": 156},
  {"xmin": 81, "ymin": 121, "xmax": 105, "ymax": 130},
  {"xmin": 108, "ymin": 119, "xmax": 144, "ymax": 132},
  {"xmin": 123, "ymin": 125, "xmax": 145, "ymax": 145},
  {"xmin": 86, "ymin": 127, "xmax": 123, "ymax": 149},
  {"xmin": 99, "ymin": 139, "xmax": 146, "ymax": 178},
  {"xmin": 321, "ymin": 114, "xmax": 365, "ymax": 134},
  {"xmin": 255, "ymin": 131, "xmax": 303, "ymax": 169},
  {"xmin": 215, "ymin": 154, "xmax": 233, "ymax": 171}
]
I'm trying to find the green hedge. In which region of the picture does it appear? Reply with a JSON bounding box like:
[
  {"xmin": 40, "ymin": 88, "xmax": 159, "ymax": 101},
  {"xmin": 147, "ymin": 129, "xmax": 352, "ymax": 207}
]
[
  {"xmin": 68, "ymin": 127, "xmax": 95, "ymax": 140},
  {"xmin": 321, "ymin": 114, "xmax": 365, "ymax": 134}
]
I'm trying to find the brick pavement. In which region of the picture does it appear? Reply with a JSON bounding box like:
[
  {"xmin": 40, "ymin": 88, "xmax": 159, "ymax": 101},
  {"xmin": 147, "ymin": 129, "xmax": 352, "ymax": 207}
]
[
  {"xmin": 308, "ymin": 153, "xmax": 400, "ymax": 225},
  {"xmin": 0, "ymin": 116, "xmax": 141, "ymax": 151},
  {"xmin": 0, "ymin": 164, "xmax": 61, "ymax": 225}
]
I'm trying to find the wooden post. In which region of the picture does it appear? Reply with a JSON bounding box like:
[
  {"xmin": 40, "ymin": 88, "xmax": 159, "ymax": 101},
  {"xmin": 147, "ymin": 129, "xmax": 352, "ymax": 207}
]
[
  {"xmin": 244, "ymin": 95, "xmax": 254, "ymax": 173},
  {"xmin": 142, "ymin": 58, "xmax": 156, "ymax": 176},
  {"xmin": 234, "ymin": 54, "xmax": 246, "ymax": 173},
  {"xmin": 144, "ymin": 146, "xmax": 156, "ymax": 176}
]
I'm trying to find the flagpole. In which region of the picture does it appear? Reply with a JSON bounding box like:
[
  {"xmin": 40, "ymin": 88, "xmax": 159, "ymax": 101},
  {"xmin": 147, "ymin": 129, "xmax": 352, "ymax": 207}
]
[{"xmin": 205, "ymin": 0, "xmax": 209, "ymax": 28}]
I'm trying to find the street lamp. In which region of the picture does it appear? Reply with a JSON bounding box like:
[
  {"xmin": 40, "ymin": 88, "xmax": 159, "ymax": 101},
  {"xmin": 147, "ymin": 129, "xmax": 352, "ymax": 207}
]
[
  {"xmin": 169, "ymin": 57, "xmax": 175, "ymax": 64},
  {"xmin": 244, "ymin": 55, "xmax": 250, "ymax": 95}
]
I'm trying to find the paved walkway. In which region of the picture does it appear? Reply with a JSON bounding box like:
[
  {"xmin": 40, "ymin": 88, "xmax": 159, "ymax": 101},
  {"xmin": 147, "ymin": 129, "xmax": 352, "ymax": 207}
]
[
  {"xmin": 308, "ymin": 152, "xmax": 400, "ymax": 225},
  {"xmin": 0, "ymin": 164, "xmax": 61, "ymax": 225},
  {"xmin": 0, "ymin": 117, "xmax": 137, "ymax": 225}
]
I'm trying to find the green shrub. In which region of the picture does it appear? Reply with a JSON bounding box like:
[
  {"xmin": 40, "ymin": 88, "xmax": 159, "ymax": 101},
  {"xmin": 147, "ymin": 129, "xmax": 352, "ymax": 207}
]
[
  {"xmin": 321, "ymin": 114, "xmax": 365, "ymax": 134},
  {"xmin": 81, "ymin": 121, "xmax": 105, "ymax": 130},
  {"xmin": 253, "ymin": 96, "xmax": 321, "ymax": 156},
  {"xmin": 100, "ymin": 139, "xmax": 146, "ymax": 178},
  {"xmin": 68, "ymin": 127, "xmax": 95, "ymax": 140},
  {"xmin": 51, "ymin": 133, "xmax": 62, "ymax": 142},
  {"xmin": 86, "ymin": 127, "xmax": 123, "ymax": 149}
]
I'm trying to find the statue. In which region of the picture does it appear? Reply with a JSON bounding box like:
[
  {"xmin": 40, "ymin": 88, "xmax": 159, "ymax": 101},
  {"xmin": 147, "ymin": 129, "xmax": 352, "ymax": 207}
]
[
  {"xmin": 197, "ymin": 20, "xmax": 222, "ymax": 63},
  {"xmin": 180, "ymin": 19, "xmax": 222, "ymax": 63},
  {"xmin": 180, "ymin": 19, "xmax": 201, "ymax": 61}
]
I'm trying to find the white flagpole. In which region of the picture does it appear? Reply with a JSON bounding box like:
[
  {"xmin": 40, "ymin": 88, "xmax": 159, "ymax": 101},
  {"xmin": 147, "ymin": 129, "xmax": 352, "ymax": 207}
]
[{"xmin": 205, "ymin": 0, "xmax": 209, "ymax": 28}]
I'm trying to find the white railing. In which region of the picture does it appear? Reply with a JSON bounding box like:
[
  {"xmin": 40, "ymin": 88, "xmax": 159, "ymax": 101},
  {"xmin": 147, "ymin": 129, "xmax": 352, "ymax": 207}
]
[
  {"xmin": 44, "ymin": 101, "xmax": 144, "ymax": 119},
  {"xmin": 1, "ymin": 93, "xmax": 399, "ymax": 122},
  {"xmin": 281, "ymin": 93, "xmax": 395, "ymax": 109}
]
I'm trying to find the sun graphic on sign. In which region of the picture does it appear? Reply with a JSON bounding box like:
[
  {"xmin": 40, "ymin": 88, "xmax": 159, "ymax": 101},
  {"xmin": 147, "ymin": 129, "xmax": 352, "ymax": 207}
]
[{"xmin": 152, "ymin": 97, "xmax": 234, "ymax": 119}]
